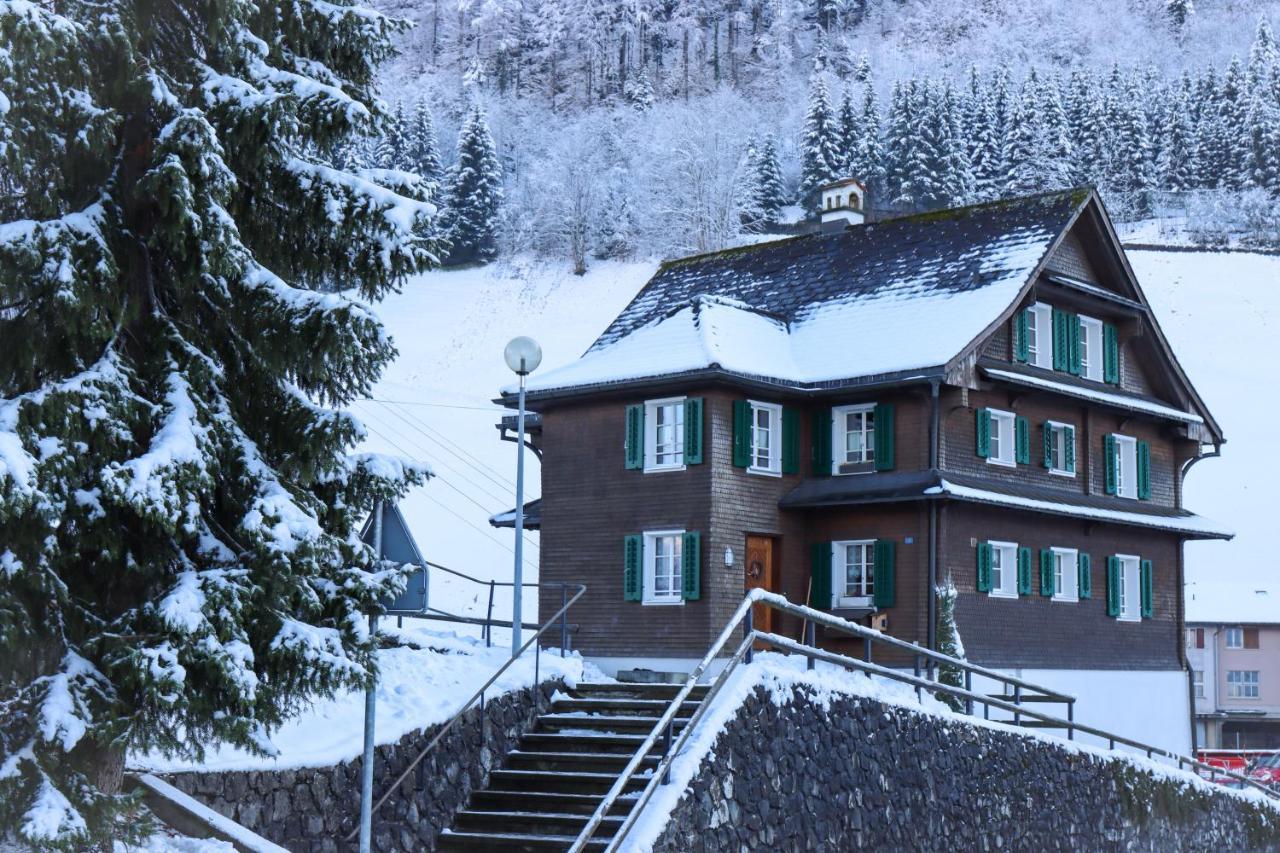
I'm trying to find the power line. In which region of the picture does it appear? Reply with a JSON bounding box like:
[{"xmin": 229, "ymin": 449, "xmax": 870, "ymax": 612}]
[
  {"xmin": 378, "ymin": 399, "xmax": 518, "ymax": 493},
  {"xmin": 368, "ymin": 396, "xmax": 504, "ymax": 413}
]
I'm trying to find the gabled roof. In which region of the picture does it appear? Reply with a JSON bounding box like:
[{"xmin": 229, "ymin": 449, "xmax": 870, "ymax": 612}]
[{"xmin": 520, "ymin": 188, "xmax": 1090, "ymax": 397}]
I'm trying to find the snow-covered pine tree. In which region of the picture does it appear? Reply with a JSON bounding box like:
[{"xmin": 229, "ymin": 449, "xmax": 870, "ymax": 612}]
[
  {"xmin": 882, "ymin": 80, "xmax": 928, "ymax": 208},
  {"xmin": 837, "ymin": 87, "xmax": 859, "ymax": 175},
  {"xmin": 1065, "ymin": 69, "xmax": 1105, "ymax": 187},
  {"xmin": 1248, "ymin": 16, "xmax": 1278, "ymax": 92},
  {"xmin": 442, "ymin": 104, "xmax": 504, "ymax": 263},
  {"xmin": 1193, "ymin": 67, "xmax": 1225, "ymax": 189},
  {"xmin": 754, "ymin": 134, "xmax": 788, "ymax": 225},
  {"xmin": 1247, "ymin": 95, "xmax": 1280, "ymax": 192},
  {"xmin": 962, "ymin": 66, "xmax": 996, "ymax": 199},
  {"xmin": 936, "ymin": 83, "xmax": 976, "ymax": 207},
  {"xmin": 377, "ymin": 99, "xmax": 412, "ymax": 171},
  {"xmin": 1107, "ymin": 71, "xmax": 1157, "ymax": 215},
  {"xmin": 799, "ymin": 75, "xmax": 842, "ymax": 205},
  {"xmin": 0, "ymin": 0, "xmax": 436, "ymax": 846},
  {"xmin": 1216, "ymin": 58, "xmax": 1254, "ymax": 190},
  {"xmin": 848, "ymin": 83, "xmax": 882, "ymax": 191},
  {"xmin": 1160, "ymin": 81, "xmax": 1199, "ymax": 192},
  {"xmin": 625, "ymin": 68, "xmax": 656, "ymax": 110},
  {"xmin": 935, "ymin": 580, "xmax": 966, "ymax": 712},
  {"xmin": 1002, "ymin": 69, "xmax": 1048, "ymax": 196},
  {"xmin": 407, "ymin": 98, "xmax": 445, "ymax": 187}
]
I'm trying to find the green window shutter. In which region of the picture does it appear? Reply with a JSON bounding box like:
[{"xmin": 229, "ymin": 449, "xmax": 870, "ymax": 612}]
[
  {"xmin": 1140, "ymin": 559, "xmax": 1153, "ymax": 618},
  {"xmin": 624, "ymin": 404, "xmax": 644, "ymax": 469},
  {"xmin": 810, "ymin": 542, "xmax": 832, "ymax": 609},
  {"xmin": 1106, "ymin": 556, "xmax": 1120, "ymax": 617},
  {"xmin": 1103, "ymin": 434, "xmax": 1117, "ymax": 495},
  {"xmin": 623, "ymin": 535, "xmax": 643, "ymax": 601},
  {"xmin": 1015, "ymin": 416, "xmax": 1030, "ymax": 465},
  {"xmin": 1052, "ymin": 308, "xmax": 1067, "ymax": 371},
  {"xmin": 732, "ymin": 400, "xmax": 751, "ymax": 468},
  {"xmin": 976, "ymin": 542, "xmax": 992, "ymax": 593},
  {"xmin": 1014, "ymin": 309, "xmax": 1030, "ymax": 362},
  {"xmin": 1137, "ymin": 440, "xmax": 1151, "ymax": 500},
  {"xmin": 1017, "ymin": 547, "xmax": 1032, "ymax": 596},
  {"xmin": 1064, "ymin": 425, "xmax": 1076, "ymax": 474},
  {"xmin": 1068, "ymin": 313, "xmax": 1083, "ymax": 376},
  {"xmin": 874, "ymin": 403, "xmax": 895, "ymax": 471},
  {"xmin": 681, "ymin": 532, "xmax": 702, "ymax": 601},
  {"xmin": 873, "ymin": 539, "xmax": 896, "ymax": 608},
  {"xmin": 1103, "ymin": 324, "xmax": 1120, "ymax": 384},
  {"xmin": 683, "ymin": 398, "xmax": 704, "ymax": 465},
  {"xmin": 781, "ymin": 407, "xmax": 800, "ymax": 474},
  {"xmin": 1042, "ymin": 422, "xmax": 1054, "ymax": 469},
  {"xmin": 1040, "ymin": 549, "xmax": 1054, "ymax": 597},
  {"xmin": 975, "ymin": 408, "xmax": 991, "ymax": 458},
  {"xmin": 811, "ymin": 406, "xmax": 832, "ymax": 476},
  {"xmin": 1078, "ymin": 553, "xmax": 1092, "ymax": 599}
]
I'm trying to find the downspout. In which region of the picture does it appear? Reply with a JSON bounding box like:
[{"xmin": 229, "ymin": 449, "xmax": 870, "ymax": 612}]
[
  {"xmin": 1179, "ymin": 442, "xmax": 1220, "ymax": 755},
  {"xmin": 927, "ymin": 379, "xmax": 941, "ymax": 653}
]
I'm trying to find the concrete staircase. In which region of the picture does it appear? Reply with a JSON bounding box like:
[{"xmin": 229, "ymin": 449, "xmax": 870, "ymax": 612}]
[{"xmin": 437, "ymin": 682, "xmax": 710, "ymax": 852}]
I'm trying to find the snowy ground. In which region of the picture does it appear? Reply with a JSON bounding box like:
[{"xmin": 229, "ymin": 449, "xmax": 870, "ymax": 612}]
[
  {"xmin": 132, "ymin": 624, "xmax": 582, "ymax": 773},
  {"xmin": 362, "ymin": 247, "xmax": 1279, "ymax": 622}
]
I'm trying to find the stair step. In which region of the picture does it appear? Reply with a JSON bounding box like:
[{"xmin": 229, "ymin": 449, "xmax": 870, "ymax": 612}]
[
  {"xmin": 469, "ymin": 789, "xmax": 638, "ymax": 817},
  {"xmin": 437, "ymin": 829, "xmax": 609, "ymax": 852},
  {"xmin": 571, "ymin": 682, "xmax": 710, "ymax": 701},
  {"xmin": 519, "ymin": 732, "xmax": 650, "ymax": 754},
  {"xmin": 487, "ymin": 769, "xmax": 651, "ymax": 794},
  {"xmin": 453, "ymin": 809, "xmax": 625, "ymax": 835},
  {"xmin": 536, "ymin": 714, "xmax": 692, "ymax": 733},
  {"xmin": 505, "ymin": 750, "xmax": 660, "ymax": 773},
  {"xmin": 552, "ymin": 697, "xmax": 701, "ymax": 715}
]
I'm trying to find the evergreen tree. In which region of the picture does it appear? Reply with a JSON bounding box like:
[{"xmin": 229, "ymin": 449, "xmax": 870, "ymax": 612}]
[
  {"xmin": 935, "ymin": 580, "xmax": 966, "ymax": 713},
  {"xmin": 1065, "ymin": 69, "xmax": 1106, "ymax": 187},
  {"xmin": 0, "ymin": 0, "xmax": 435, "ymax": 845},
  {"xmin": 837, "ymin": 87, "xmax": 859, "ymax": 174},
  {"xmin": 963, "ymin": 66, "xmax": 998, "ymax": 199},
  {"xmin": 443, "ymin": 105, "xmax": 505, "ymax": 263},
  {"xmin": 625, "ymin": 68, "xmax": 656, "ymax": 111},
  {"xmin": 1166, "ymin": 0, "xmax": 1194, "ymax": 29},
  {"xmin": 407, "ymin": 98, "xmax": 445, "ymax": 186},
  {"xmin": 1003, "ymin": 69, "xmax": 1071, "ymax": 195},
  {"xmin": 376, "ymin": 99, "xmax": 412, "ymax": 171},
  {"xmin": 1248, "ymin": 16, "xmax": 1278, "ymax": 92},
  {"xmin": 754, "ymin": 134, "xmax": 788, "ymax": 224},
  {"xmin": 800, "ymin": 76, "xmax": 842, "ymax": 205},
  {"xmin": 1107, "ymin": 72, "xmax": 1157, "ymax": 214},
  {"xmin": 848, "ymin": 84, "xmax": 882, "ymax": 190},
  {"xmin": 1160, "ymin": 82, "xmax": 1199, "ymax": 191},
  {"xmin": 1217, "ymin": 58, "xmax": 1253, "ymax": 189},
  {"xmin": 1247, "ymin": 96, "xmax": 1280, "ymax": 192},
  {"xmin": 1193, "ymin": 67, "xmax": 1225, "ymax": 188}
]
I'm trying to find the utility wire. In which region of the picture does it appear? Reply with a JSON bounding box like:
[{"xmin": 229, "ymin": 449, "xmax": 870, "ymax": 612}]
[{"xmin": 378, "ymin": 399, "xmax": 518, "ymax": 493}]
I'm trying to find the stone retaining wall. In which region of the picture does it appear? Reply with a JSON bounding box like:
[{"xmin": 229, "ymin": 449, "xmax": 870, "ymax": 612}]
[
  {"xmin": 164, "ymin": 680, "xmax": 558, "ymax": 852},
  {"xmin": 652, "ymin": 686, "xmax": 1280, "ymax": 852}
]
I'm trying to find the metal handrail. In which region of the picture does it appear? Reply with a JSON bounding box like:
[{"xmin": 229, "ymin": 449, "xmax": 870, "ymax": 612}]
[
  {"xmin": 343, "ymin": 582, "xmax": 586, "ymax": 843},
  {"xmin": 573, "ymin": 590, "xmax": 1277, "ymax": 852}
]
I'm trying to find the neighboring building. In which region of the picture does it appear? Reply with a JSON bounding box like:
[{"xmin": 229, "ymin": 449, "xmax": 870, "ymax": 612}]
[
  {"xmin": 498, "ymin": 187, "xmax": 1228, "ymax": 754},
  {"xmin": 1186, "ymin": 582, "xmax": 1280, "ymax": 749}
]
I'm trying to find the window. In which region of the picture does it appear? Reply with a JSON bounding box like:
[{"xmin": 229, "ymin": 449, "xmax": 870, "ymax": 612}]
[
  {"xmin": 1113, "ymin": 435, "xmax": 1138, "ymax": 499},
  {"xmin": 1051, "ymin": 547, "xmax": 1078, "ymax": 601},
  {"xmin": 749, "ymin": 401, "xmax": 782, "ymax": 475},
  {"xmin": 1193, "ymin": 670, "xmax": 1205, "ymax": 699},
  {"xmin": 832, "ymin": 404, "xmax": 875, "ymax": 474},
  {"xmin": 1226, "ymin": 627, "xmax": 1244, "ymax": 648},
  {"xmin": 643, "ymin": 531, "xmax": 684, "ymax": 605},
  {"xmin": 1045, "ymin": 421, "xmax": 1076, "ymax": 476},
  {"xmin": 989, "ymin": 541, "xmax": 1019, "ymax": 598},
  {"xmin": 1117, "ymin": 555, "xmax": 1140, "ymax": 621},
  {"xmin": 1079, "ymin": 316, "xmax": 1104, "ymax": 382},
  {"xmin": 833, "ymin": 540, "xmax": 874, "ymax": 606},
  {"xmin": 1027, "ymin": 304, "xmax": 1053, "ymax": 369},
  {"xmin": 1226, "ymin": 670, "xmax": 1260, "ymax": 699},
  {"xmin": 987, "ymin": 409, "xmax": 1015, "ymax": 467},
  {"xmin": 644, "ymin": 398, "xmax": 685, "ymax": 471},
  {"xmin": 1187, "ymin": 628, "xmax": 1205, "ymax": 649}
]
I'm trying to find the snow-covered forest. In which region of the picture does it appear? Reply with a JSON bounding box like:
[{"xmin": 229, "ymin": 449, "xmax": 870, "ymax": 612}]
[{"xmin": 349, "ymin": 0, "xmax": 1280, "ymax": 269}]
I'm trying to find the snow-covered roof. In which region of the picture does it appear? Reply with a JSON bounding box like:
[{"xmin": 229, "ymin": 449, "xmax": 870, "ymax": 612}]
[
  {"xmin": 982, "ymin": 366, "xmax": 1204, "ymax": 424},
  {"xmin": 518, "ymin": 189, "xmax": 1092, "ymax": 396},
  {"xmin": 1185, "ymin": 581, "xmax": 1278, "ymax": 625}
]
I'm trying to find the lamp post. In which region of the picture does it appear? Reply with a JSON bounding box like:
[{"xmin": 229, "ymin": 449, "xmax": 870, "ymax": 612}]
[{"xmin": 504, "ymin": 336, "xmax": 542, "ymax": 658}]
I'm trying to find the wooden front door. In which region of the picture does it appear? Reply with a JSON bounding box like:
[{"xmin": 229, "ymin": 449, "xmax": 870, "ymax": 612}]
[{"xmin": 745, "ymin": 535, "xmax": 776, "ymax": 638}]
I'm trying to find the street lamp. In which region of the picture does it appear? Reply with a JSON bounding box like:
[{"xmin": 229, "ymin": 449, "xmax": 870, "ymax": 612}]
[{"xmin": 504, "ymin": 336, "xmax": 542, "ymax": 658}]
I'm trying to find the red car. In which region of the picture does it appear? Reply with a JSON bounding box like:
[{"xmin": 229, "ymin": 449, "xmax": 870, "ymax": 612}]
[{"xmin": 1249, "ymin": 753, "xmax": 1280, "ymax": 789}]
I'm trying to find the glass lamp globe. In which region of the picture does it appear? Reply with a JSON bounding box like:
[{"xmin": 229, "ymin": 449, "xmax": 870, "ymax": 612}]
[{"xmin": 504, "ymin": 336, "xmax": 543, "ymax": 376}]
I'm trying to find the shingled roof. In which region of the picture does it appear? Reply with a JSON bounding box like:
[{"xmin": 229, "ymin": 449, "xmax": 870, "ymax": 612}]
[{"xmin": 520, "ymin": 188, "xmax": 1094, "ymax": 397}]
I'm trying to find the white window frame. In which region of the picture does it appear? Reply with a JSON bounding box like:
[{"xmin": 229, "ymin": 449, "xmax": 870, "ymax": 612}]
[
  {"xmin": 1193, "ymin": 669, "xmax": 1205, "ymax": 699},
  {"xmin": 1226, "ymin": 670, "xmax": 1260, "ymax": 700},
  {"xmin": 1051, "ymin": 547, "xmax": 1079, "ymax": 602},
  {"xmin": 643, "ymin": 397, "xmax": 685, "ymax": 472},
  {"xmin": 831, "ymin": 403, "xmax": 875, "ymax": 475},
  {"xmin": 831, "ymin": 539, "xmax": 875, "ymax": 608},
  {"xmin": 1027, "ymin": 303, "xmax": 1053, "ymax": 369},
  {"xmin": 642, "ymin": 530, "xmax": 685, "ymax": 606},
  {"xmin": 988, "ymin": 540, "xmax": 1019, "ymax": 599},
  {"xmin": 1046, "ymin": 420, "xmax": 1075, "ymax": 478},
  {"xmin": 1117, "ymin": 554, "xmax": 1141, "ymax": 621},
  {"xmin": 1114, "ymin": 435, "xmax": 1138, "ymax": 499},
  {"xmin": 1226, "ymin": 627, "xmax": 1244, "ymax": 649},
  {"xmin": 987, "ymin": 409, "xmax": 1016, "ymax": 468},
  {"xmin": 1079, "ymin": 316, "xmax": 1104, "ymax": 382},
  {"xmin": 748, "ymin": 400, "xmax": 782, "ymax": 476}
]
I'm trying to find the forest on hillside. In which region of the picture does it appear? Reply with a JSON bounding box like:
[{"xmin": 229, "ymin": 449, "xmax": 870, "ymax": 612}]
[{"xmin": 346, "ymin": 0, "xmax": 1280, "ymax": 271}]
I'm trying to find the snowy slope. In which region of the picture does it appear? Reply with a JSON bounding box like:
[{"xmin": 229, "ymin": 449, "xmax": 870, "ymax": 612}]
[{"xmin": 361, "ymin": 248, "xmax": 1278, "ymax": 628}]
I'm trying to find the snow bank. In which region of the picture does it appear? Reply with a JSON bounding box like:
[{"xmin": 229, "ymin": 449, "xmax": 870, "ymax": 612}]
[{"xmin": 133, "ymin": 624, "xmax": 581, "ymax": 773}]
